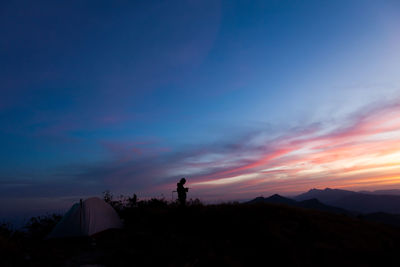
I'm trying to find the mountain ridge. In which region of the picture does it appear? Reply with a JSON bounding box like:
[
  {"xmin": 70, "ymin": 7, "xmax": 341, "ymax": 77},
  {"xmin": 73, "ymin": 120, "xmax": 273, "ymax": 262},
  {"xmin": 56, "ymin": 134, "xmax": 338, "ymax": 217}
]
[
  {"xmin": 247, "ymin": 194, "xmax": 349, "ymax": 214},
  {"xmin": 293, "ymin": 188, "xmax": 400, "ymax": 214}
]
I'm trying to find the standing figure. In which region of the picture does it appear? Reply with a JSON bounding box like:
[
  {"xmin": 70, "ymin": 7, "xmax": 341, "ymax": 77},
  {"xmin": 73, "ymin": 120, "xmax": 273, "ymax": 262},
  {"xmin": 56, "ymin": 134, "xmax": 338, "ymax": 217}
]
[{"xmin": 177, "ymin": 178, "xmax": 189, "ymax": 206}]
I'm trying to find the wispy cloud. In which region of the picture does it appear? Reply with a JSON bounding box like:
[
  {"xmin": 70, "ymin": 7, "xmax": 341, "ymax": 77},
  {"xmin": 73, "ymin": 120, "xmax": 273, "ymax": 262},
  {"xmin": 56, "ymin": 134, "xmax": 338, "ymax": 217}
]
[
  {"xmin": 3, "ymin": 99, "xmax": 400, "ymax": 206},
  {"xmin": 27, "ymin": 97, "xmax": 395, "ymax": 201},
  {"xmin": 186, "ymin": 100, "xmax": 400, "ymax": 197}
]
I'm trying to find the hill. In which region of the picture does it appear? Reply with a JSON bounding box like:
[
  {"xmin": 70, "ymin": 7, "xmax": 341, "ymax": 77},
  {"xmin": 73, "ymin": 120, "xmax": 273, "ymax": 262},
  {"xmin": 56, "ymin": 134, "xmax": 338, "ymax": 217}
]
[
  {"xmin": 294, "ymin": 188, "xmax": 357, "ymax": 203},
  {"xmin": 296, "ymin": 198, "xmax": 349, "ymax": 214},
  {"xmin": 294, "ymin": 188, "xmax": 400, "ymax": 213},
  {"xmin": 247, "ymin": 194, "xmax": 296, "ymax": 205},
  {"xmin": 3, "ymin": 200, "xmax": 400, "ymax": 266},
  {"xmin": 359, "ymin": 212, "xmax": 400, "ymax": 227},
  {"xmin": 248, "ymin": 194, "xmax": 349, "ymax": 214},
  {"xmin": 359, "ymin": 189, "xmax": 400, "ymax": 195}
]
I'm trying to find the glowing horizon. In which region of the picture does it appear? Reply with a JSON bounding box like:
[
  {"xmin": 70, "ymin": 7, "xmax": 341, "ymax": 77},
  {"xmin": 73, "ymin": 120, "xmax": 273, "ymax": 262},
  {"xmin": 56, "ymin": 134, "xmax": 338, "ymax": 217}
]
[{"xmin": 173, "ymin": 101, "xmax": 400, "ymax": 198}]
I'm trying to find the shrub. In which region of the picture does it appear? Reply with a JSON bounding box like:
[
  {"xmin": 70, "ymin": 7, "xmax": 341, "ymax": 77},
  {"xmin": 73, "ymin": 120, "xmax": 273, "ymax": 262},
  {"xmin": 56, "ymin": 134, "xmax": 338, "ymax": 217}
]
[{"xmin": 24, "ymin": 214, "xmax": 62, "ymax": 240}]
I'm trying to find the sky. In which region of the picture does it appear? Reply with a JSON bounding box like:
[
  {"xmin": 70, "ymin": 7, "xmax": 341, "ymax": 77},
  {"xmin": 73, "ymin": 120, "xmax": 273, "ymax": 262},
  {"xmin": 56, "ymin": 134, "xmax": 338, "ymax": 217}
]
[{"xmin": 1, "ymin": 0, "xmax": 400, "ymax": 220}]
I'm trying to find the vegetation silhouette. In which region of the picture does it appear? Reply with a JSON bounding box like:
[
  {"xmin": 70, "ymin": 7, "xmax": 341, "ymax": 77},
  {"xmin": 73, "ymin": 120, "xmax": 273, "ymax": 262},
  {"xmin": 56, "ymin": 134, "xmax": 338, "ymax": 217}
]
[
  {"xmin": 24, "ymin": 214, "xmax": 63, "ymax": 240},
  {"xmin": 3, "ymin": 193, "xmax": 400, "ymax": 266}
]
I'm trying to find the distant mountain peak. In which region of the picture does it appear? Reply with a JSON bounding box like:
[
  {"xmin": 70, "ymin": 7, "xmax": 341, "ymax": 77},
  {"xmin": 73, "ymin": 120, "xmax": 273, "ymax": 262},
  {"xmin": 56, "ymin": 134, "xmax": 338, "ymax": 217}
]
[
  {"xmin": 295, "ymin": 188, "xmax": 357, "ymax": 203},
  {"xmin": 247, "ymin": 194, "xmax": 295, "ymax": 205},
  {"xmin": 247, "ymin": 194, "xmax": 349, "ymax": 214},
  {"xmin": 308, "ymin": 188, "xmax": 335, "ymax": 192},
  {"xmin": 269, "ymin": 194, "xmax": 285, "ymax": 199},
  {"xmin": 294, "ymin": 188, "xmax": 400, "ymax": 214}
]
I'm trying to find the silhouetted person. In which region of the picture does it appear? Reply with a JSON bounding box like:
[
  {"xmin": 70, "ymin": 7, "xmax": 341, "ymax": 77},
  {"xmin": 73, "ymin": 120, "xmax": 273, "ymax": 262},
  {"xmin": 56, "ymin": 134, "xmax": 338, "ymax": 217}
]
[{"xmin": 177, "ymin": 178, "xmax": 189, "ymax": 206}]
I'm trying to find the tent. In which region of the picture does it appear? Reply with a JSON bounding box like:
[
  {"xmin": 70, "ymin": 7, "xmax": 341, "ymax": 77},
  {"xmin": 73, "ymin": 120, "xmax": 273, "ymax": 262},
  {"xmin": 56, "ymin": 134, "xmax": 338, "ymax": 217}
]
[{"xmin": 48, "ymin": 197, "xmax": 123, "ymax": 238}]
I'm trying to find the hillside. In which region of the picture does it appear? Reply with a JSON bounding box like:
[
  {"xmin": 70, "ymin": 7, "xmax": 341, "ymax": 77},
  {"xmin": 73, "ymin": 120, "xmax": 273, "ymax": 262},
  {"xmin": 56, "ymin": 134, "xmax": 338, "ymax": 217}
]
[
  {"xmin": 248, "ymin": 194, "xmax": 350, "ymax": 214},
  {"xmin": 295, "ymin": 188, "xmax": 400, "ymax": 213},
  {"xmin": 2, "ymin": 201, "xmax": 400, "ymax": 266},
  {"xmin": 359, "ymin": 189, "xmax": 400, "ymax": 195},
  {"xmin": 294, "ymin": 188, "xmax": 358, "ymax": 203}
]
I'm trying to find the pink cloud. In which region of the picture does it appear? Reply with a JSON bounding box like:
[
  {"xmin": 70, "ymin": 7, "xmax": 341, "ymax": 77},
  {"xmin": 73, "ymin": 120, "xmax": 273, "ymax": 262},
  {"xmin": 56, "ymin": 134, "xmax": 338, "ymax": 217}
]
[
  {"xmin": 59, "ymin": 99, "xmax": 400, "ymax": 202},
  {"xmin": 153, "ymin": 100, "xmax": 400, "ymax": 198}
]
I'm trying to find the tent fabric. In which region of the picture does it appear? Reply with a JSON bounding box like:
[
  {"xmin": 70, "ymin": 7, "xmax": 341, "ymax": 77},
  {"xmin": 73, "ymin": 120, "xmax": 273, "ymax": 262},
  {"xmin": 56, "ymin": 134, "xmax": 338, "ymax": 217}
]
[{"xmin": 48, "ymin": 197, "xmax": 122, "ymax": 238}]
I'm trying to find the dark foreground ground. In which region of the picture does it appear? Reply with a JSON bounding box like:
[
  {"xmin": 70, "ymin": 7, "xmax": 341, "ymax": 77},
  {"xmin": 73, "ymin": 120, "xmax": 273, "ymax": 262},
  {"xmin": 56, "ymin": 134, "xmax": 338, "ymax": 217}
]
[{"xmin": 2, "ymin": 201, "xmax": 400, "ymax": 266}]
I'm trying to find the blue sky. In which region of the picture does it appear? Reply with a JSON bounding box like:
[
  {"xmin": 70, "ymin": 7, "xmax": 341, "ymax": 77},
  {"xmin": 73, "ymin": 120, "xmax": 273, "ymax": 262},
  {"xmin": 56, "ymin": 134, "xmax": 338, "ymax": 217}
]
[{"xmin": 1, "ymin": 0, "xmax": 400, "ymax": 220}]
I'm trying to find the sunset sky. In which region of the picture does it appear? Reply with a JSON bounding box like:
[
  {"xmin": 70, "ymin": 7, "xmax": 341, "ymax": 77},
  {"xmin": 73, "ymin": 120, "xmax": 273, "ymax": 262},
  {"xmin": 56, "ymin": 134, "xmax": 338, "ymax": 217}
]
[{"xmin": 1, "ymin": 0, "xmax": 400, "ymax": 219}]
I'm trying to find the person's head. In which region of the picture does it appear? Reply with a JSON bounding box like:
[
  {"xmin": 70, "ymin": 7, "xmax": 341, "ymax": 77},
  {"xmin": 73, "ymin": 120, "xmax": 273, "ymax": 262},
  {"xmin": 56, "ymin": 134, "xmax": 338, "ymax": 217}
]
[{"xmin": 179, "ymin": 178, "xmax": 186, "ymax": 184}]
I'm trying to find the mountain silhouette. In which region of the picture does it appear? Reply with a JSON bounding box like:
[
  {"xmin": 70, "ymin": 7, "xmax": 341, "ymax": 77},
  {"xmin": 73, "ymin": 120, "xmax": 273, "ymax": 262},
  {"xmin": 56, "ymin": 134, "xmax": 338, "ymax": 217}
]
[
  {"xmin": 294, "ymin": 188, "xmax": 357, "ymax": 203},
  {"xmin": 333, "ymin": 194, "xmax": 400, "ymax": 213},
  {"xmin": 294, "ymin": 188, "xmax": 400, "ymax": 214},
  {"xmin": 296, "ymin": 198, "xmax": 349, "ymax": 214},
  {"xmin": 359, "ymin": 189, "xmax": 400, "ymax": 196},
  {"xmin": 247, "ymin": 194, "xmax": 349, "ymax": 214},
  {"xmin": 247, "ymin": 194, "xmax": 296, "ymax": 205}
]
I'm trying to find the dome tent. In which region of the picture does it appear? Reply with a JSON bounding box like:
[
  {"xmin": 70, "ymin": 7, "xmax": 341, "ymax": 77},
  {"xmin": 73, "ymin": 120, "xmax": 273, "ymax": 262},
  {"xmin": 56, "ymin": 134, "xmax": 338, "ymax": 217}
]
[{"xmin": 48, "ymin": 197, "xmax": 122, "ymax": 238}]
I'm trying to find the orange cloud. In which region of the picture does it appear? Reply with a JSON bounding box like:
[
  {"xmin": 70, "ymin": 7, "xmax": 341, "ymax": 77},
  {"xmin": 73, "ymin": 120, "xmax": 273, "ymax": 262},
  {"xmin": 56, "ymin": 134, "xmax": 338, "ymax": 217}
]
[{"xmin": 186, "ymin": 101, "xmax": 400, "ymax": 197}]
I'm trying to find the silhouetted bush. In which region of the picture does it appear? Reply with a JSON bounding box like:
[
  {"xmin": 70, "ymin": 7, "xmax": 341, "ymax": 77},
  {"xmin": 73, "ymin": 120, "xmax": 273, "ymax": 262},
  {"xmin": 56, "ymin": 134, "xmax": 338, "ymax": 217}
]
[
  {"xmin": 0, "ymin": 222, "xmax": 13, "ymax": 238},
  {"xmin": 24, "ymin": 214, "xmax": 62, "ymax": 240},
  {"xmin": 103, "ymin": 190, "xmax": 113, "ymax": 204},
  {"xmin": 4, "ymin": 198, "xmax": 400, "ymax": 266},
  {"xmin": 187, "ymin": 198, "xmax": 203, "ymax": 206},
  {"xmin": 137, "ymin": 197, "xmax": 169, "ymax": 208},
  {"xmin": 126, "ymin": 194, "xmax": 138, "ymax": 208}
]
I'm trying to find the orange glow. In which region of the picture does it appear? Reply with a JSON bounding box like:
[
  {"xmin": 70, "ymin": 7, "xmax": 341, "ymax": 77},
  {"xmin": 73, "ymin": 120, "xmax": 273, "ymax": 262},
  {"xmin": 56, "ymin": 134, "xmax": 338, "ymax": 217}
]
[{"xmin": 187, "ymin": 103, "xmax": 400, "ymax": 196}]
